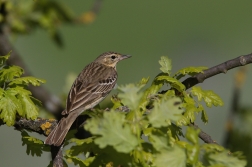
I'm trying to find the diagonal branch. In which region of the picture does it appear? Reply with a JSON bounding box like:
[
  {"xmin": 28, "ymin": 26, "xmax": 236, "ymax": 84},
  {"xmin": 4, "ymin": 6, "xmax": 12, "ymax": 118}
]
[
  {"xmin": 159, "ymin": 53, "xmax": 252, "ymax": 144},
  {"xmin": 183, "ymin": 54, "xmax": 252, "ymax": 144},
  {"xmin": 182, "ymin": 53, "xmax": 252, "ymax": 89},
  {"xmin": 190, "ymin": 123, "xmax": 217, "ymax": 144}
]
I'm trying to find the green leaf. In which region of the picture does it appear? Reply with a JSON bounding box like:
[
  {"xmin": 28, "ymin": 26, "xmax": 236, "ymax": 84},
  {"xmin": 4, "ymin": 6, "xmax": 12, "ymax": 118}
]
[
  {"xmin": 9, "ymin": 76, "xmax": 46, "ymax": 86},
  {"xmin": 125, "ymin": 110, "xmax": 143, "ymax": 135},
  {"xmin": 132, "ymin": 148, "xmax": 154, "ymax": 165},
  {"xmin": 184, "ymin": 128, "xmax": 201, "ymax": 164},
  {"xmin": 186, "ymin": 144, "xmax": 200, "ymax": 164},
  {"xmin": 168, "ymin": 124, "xmax": 184, "ymax": 141},
  {"xmin": 148, "ymin": 128, "xmax": 170, "ymax": 150},
  {"xmin": 182, "ymin": 95, "xmax": 204, "ymax": 123},
  {"xmin": 137, "ymin": 77, "xmax": 149, "ymax": 87},
  {"xmin": 0, "ymin": 88, "xmax": 4, "ymax": 97},
  {"xmin": 0, "ymin": 87, "xmax": 39, "ymax": 122},
  {"xmin": 201, "ymin": 143, "xmax": 225, "ymax": 153},
  {"xmin": 14, "ymin": 87, "xmax": 39, "ymax": 119},
  {"xmin": 183, "ymin": 102, "xmax": 197, "ymax": 123},
  {"xmin": 118, "ymin": 84, "xmax": 143, "ymax": 110},
  {"xmin": 22, "ymin": 135, "xmax": 43, "ymax": 145},
  {"xmin": 67, "ymin": 137, "xmax": 97, "ymax": 156},
  {"xmin": 84, "ymin": 110, "xmax": 138, "ymax": 153},
  {"xmin": 111, "ymin": 95, "xmax": 122, "ymax": 110},
  {"xmin": 0, "ymin": 65, "xmax": 24, "ymax": 82},
  {"xmin": 159, "ymin": 56, "xmax": 172, "ymax": 74},
  {"xmin": 21, "ymin": 131, "xmax": 49, "ymax": 156},
  {"xmin": 90, "ymin": 146, "xmax": 134, "ymax": 167},
  {"xmin": 0, "ymin": 88, "xmax": 22, "ymax": 126},
  {"xmin": 186, "ymin": 127, "xmax": 200, "ymax": 145},
  {"xmin": 200, "ymin": 104, "xmax": 208, "ymax": 123},
  {"xmin": 0, "ymin": 51, "xmax": 11, "ymax": 66},
  {"xmin": 165, "ymin": 90, "xmax": 175, "ymax": 97},
  {"xmin": 148, "ymin": 97, "xmax": 183, "ymax": 128},
  {"xmin": 176, "ymin": 141, "xmax": 190, "ymax": 149},
  {"xmin": 156, "ymin": 76, "xmax": 185, "ymax": 92},
  {"xmin": 65, "ymin": 155, "xmax": 94, "ymax": 167},
  {"xmin": 191, "ymin": 86, "xmax": 224, "ymax": 107},
  {"xmin": 139, "ymin": 79, "xmax": 163, "ymax": 110},
  {"xmin": 184, "ymin": 93, "xmax": 195, "ymax": 105},
  {"xmin": 70, "ymin": 137, "xmax": 94, "ymax": 146},
  {"xmin": 174, "ymin": 66, "xmax": 208, "ymax": 79},
  {"xmin": 206, "ymin": 151, "xmax": 247, "ymax": 167},
  {"xmin": 154, "ymin": 146, "xmax": 186, "ymax": 167},
  {"xmin": 176, "ymin": 116, "xmax": 189, "ymax": 126}
]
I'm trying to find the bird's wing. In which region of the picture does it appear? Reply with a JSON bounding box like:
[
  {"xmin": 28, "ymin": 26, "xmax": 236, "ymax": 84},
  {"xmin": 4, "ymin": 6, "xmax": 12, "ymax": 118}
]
[{"xmin": 63, "ymin": 63, "xmax": 117, "ymax": 115}]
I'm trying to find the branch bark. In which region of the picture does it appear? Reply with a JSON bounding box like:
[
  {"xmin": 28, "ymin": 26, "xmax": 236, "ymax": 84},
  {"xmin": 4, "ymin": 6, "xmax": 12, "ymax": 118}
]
[
  {"xmin": 190, "ymin": 123, "xmax": 217, "ymax": 144},
  {"xmin": 51, "ymin": 145, "xmax": 64, "ymax": 167},
  {"xmin": 182, "ymin": 53, "xmax": 252, "ymax": 90}
]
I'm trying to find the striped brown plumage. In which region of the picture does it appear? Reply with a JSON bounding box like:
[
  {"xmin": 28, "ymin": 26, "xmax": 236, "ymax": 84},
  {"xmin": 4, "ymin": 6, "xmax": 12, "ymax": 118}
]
[{"xmin": 44, "ymin": 52, "xmax": 131, "ymax": 146}]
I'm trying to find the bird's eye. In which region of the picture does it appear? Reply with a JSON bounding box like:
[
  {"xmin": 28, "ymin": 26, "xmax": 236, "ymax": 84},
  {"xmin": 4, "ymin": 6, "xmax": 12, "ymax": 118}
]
[{"xmin": 111, "ymin": 55, "xmax": 116, "ymax": 59}]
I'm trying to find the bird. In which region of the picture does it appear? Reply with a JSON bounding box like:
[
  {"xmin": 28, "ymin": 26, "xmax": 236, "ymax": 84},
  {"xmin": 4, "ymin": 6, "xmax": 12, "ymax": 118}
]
[{"xmin": 44, "ymin": 52, "xmax": 131, "ymax": 146}]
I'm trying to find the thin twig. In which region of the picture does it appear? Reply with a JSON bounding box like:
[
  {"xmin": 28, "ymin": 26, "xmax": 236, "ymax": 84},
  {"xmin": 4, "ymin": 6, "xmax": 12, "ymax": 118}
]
[
  {"xmin": 51, "ymin": 145, "xmax": 64, "ymax": 167},
  {"xmin": 190, "ymin": 123, "xmax": 217, "ymax": 144},
  {"xmin": 182, "ymin": 53, "xmax": 252, "ymax": 90}
]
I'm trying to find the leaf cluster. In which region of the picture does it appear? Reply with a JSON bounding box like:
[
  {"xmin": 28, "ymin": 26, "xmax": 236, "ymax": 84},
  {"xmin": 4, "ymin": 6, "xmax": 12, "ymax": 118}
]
[
  {"xmin": 64, "ymin": 56, "xmax": 246, "ymax": 167},
  {"xmin": 0, "ymin": 53, "xmax": 245, "ymax": 167},
  {"xmin": 21, "ymin": 130, "xmax": 50, "ymax": 156},
  {"xmin": 0, "ymin": 52, "xmax": 45, "ymax": 126}
]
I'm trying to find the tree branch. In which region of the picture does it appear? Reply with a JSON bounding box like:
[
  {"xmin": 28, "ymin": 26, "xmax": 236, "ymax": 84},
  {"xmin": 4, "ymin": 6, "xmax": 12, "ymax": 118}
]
[
  {"xmin": 158, "ymin": 53, "xmax": 252, "ymax": 144},
  {"xmin": 183, "ymin": 54, "xmax": 252, "ymax": 144},
  {"xmin": 12, "ymin": 117, "xmax": 57, "ymax": 135},
  {"xmin": 156, "ymin": 53, "xmax": 252, "ymax": 145},
  {"xmin": 189, "ymin": 123, "xmax": 217, "ymax": 144},
  {"xmin": 51, "ymin": 145, "xmax": 64, "ymax": 167},
  {"xmin": 182, "ymin": 53, "xmax": 252, "ymax": 90}
]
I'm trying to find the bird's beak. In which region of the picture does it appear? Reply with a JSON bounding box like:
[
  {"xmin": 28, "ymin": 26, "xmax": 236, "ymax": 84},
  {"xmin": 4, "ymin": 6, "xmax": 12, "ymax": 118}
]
[{"xmin": 120, "ymin": 54, "xmax": 131, "ymax": 60}]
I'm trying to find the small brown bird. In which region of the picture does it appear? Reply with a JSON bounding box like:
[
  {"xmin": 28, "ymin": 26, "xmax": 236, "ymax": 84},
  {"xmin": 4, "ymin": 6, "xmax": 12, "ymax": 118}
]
[{"xmin": 44, "ymin": 52, "xmax": 131, "ymax": 146}]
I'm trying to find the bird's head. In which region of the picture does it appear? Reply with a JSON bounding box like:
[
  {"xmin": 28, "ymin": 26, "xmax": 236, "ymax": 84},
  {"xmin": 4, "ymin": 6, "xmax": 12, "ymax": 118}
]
[{"xmin": 95, "ymin": 52, "xmax": 131, "ymax": 68}]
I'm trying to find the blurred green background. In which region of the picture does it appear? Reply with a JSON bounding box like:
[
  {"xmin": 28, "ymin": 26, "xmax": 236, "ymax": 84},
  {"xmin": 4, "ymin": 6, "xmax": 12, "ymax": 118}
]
[{"xmin": 1, "ymin": 0, "xmax": 252, "ymax": 166}]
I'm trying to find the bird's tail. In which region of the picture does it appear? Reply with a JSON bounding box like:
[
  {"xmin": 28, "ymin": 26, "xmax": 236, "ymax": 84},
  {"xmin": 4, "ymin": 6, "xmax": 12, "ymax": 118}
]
[{"xmin": 44, "ymin": 111, "xmax": 79, "ymax": 146}]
